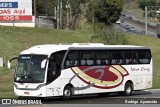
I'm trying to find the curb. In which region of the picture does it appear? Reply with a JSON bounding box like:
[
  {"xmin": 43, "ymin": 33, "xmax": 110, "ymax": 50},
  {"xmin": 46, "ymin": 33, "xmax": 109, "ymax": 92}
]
[{"xmin": 145, "ymin": 89, "xmax": 160, "ymax": 91}]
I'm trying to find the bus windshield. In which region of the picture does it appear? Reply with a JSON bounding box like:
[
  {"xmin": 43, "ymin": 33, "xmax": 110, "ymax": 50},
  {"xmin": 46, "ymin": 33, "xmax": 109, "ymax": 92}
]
[{"xmin": 14, "ymin": 55, "xmax": 48, "ymax": 83}]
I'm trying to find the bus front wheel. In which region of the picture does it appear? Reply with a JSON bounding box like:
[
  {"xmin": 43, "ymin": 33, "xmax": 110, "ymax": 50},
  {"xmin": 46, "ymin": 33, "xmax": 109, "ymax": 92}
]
[{"xmin": 62, "ymin": 86, "xmax": 72, "ymax": 100}]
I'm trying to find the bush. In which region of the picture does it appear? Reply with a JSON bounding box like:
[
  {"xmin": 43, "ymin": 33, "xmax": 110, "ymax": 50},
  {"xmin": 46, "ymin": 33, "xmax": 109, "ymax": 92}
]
[{"xmin": 92, "ymin": 23, "xmax": 128, "ymax": 45}]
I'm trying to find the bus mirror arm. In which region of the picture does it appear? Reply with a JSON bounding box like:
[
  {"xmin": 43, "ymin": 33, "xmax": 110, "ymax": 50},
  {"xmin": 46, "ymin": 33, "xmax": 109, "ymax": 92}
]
[
  {"xmin": 8, "ymin": 57, "xmax": 18, "ymax": 69},
  {"xmin": 8, "ymin": 61, "xmax": 11, "ymax": 69}
]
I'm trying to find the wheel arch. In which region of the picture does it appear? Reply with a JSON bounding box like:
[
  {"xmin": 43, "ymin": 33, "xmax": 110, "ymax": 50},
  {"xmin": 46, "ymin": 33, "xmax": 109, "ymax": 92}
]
[
  {"xmin": 125, "ymin": 80, "xmax": 134, "ymax": 90},
  {"xmin": 63, "ymin": 83, "xmax": 74, "ymax": 95}
]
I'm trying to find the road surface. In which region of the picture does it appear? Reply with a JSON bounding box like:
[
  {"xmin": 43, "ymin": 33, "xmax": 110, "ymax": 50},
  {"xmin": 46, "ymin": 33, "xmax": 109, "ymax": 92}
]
[
  {"xmin": 116, "ymin": 22, "xmax": 157, "ymax": 37},
  {"xmin": 0, "ymin": 89, "xmax": 160, "ymax": 107}
]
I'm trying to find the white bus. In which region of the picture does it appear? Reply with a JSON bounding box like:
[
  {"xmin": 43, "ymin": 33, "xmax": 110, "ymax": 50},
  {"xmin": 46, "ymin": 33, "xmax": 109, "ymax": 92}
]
[{"xmin": 8, "ymin": 43, "xmax": 152, "ymax": 100}]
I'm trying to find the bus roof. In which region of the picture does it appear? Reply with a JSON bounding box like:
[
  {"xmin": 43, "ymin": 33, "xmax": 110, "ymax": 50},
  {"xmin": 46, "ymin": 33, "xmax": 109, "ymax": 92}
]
[{"xmin": 20, "ymin": 43, "xmax": 150, "ymax": 56}]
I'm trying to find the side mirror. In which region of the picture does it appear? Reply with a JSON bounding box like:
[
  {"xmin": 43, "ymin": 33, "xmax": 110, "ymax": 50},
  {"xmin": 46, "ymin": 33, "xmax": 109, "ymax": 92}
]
[
  {"xmin": 41, "ymin": 59, "xmax": 47, "ymax": 68},
  {"xmin": 8, "ymin": 61, "xmax": 11, "ymax": 69},
  {"xmin": 0, "ymin": 57, "xmax": 3, "ymax": 67},
  {"xmin": 8, "ymin": 57, "xmax": 18, "ymax": 69}
]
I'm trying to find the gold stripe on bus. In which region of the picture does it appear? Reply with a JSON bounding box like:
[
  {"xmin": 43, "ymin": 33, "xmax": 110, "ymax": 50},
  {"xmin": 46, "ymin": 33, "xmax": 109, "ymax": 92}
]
[
  {"xmin": 112, "ymin": 65, "xmax": 128, "ymax": 75},
  {"xmin": 72, "ymin": 67, "xmax": 122, "ymax": 86}
]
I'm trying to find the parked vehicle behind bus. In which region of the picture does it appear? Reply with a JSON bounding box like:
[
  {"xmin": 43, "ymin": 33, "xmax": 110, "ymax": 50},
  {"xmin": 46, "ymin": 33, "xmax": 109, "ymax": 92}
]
[{"xmin": 8, "ymin": 43, "xmax": 152, "ymax": 100}]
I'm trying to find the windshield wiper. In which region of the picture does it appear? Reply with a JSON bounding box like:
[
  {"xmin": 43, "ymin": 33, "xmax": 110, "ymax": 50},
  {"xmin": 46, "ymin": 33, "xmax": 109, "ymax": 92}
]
[{"xmin": 17, "ymin": 75, "xmax": 35, "ymax": 83}]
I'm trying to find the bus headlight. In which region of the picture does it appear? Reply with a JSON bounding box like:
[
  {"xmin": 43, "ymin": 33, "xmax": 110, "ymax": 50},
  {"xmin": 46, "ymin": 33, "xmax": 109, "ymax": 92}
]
[{"xmin": 36, "ymin": 83, "xmax": 46, "ymax": 90}]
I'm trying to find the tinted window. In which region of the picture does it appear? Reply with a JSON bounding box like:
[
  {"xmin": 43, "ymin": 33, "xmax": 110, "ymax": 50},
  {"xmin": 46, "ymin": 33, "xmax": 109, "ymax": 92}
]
[
  {"xmin": 95, "ymin": 51, "xmax": 109, "ymax": 65},
  {"xmin": 111, "ymin": 51, "xmax": 124, "ymax": 65},
  {"xmin": 65, "ymin": 51, "xmax": 79, "ymax": 68},
  {"xmin": 63, "ymin": 49, "xmax": 151, "ymax": 67},
  {"xmin": 125, "ymin": 50, "xmax": 137, "ymax": 64},
  {"xmin": 137, "ymin": 50, "xmax": 151, "ymax": 64},
  {"xmin": 80, "ymin": 51, "xmax": 94, "ymax": 66},
  {"xmin": 47, "ymin": 50, "xmax": 66, "ymax": 84}
]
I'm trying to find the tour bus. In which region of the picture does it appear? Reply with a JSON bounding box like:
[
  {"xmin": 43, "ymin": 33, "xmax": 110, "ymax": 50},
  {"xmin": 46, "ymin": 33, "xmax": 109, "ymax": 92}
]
[{"xmin": 8, "ymin": 43, "xmax": 152, "ymax": 100}]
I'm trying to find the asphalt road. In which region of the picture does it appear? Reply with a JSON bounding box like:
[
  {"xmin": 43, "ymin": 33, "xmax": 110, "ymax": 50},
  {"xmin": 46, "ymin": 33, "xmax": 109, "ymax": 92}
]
[
  {"xmin": 1, "ymin": 89, "xmax": 160, "ymax": 107},
  {"xmin": 121, "ymin": 11, "xmax": 156, "ymax": 26},
  {"xmin": 116, "ymin": 22, "xmax": 157, "ymax": 37},
  {"xmin": 119, "ymin": 11, "xmax": 158, "ymax": 37}
]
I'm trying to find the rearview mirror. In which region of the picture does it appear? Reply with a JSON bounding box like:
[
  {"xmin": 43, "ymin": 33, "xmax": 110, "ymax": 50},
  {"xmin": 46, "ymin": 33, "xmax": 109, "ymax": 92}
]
[
  {"xmin": 41, "ymin": 59, "xmax": 47, "ymax": 68},
  {"xmin": 8, "ymin": 57, "xmax": 18, "ymax": 69},
  {"xmin": 8, "ymin": 61, "xmax": 11, "ymax": 69}
]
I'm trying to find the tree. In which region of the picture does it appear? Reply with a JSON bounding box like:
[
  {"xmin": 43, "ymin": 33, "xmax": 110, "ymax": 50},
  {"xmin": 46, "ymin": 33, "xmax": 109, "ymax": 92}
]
[
  {"xmin": 80, "ymin": 3, "xmax": 90, "ymax": 30},
  {"xmin": 45, "ymin": 0, "xmax": 57, "ymax": 16},
  {"xmin": 138, "ymin": 0, "xmax": 160, "ymax": 11},
  {"xmin": 36, "ymin": 0, "xmax": 46, "ymax": 15},
  {"xmin": 92, "ymin": 0, "xmax": 127, "ymax": 45},
  {"xmin": 94, "ymin": 0, "xmax": 123, "ymax": 25},
  {"xmin": 86, "ymin": 0, "xmax": 101, "ymax": 24},
  {"xmin": 68, "ymin": 0, "xmax": 88, "ymax": 30},
  {"xmin": 36, "ymin": 0, "xmax": 57, "ymax": 16}
]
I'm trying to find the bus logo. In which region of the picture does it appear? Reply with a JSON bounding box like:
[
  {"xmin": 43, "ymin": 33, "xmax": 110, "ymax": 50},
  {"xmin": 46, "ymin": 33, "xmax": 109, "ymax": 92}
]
[{"xmin": 71, "ymin": 65, "xmax": 129, "ymax": 89}]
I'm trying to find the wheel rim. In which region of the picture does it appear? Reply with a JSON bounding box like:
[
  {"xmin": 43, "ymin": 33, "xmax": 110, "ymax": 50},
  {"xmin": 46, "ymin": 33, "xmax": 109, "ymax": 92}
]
[
  {"xmin": 64, "ymin": 89, "xmax": 71, "ymax": 97},
  {"xmin": 126, "ymin": 86, "xmax": 131, "ymax": 94}
]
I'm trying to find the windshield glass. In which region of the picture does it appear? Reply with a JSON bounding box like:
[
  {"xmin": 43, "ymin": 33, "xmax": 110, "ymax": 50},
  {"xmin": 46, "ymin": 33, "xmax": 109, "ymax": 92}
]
[{"xmin": 14, "ymin": 55, "xmax": 48, "ymax": 83}]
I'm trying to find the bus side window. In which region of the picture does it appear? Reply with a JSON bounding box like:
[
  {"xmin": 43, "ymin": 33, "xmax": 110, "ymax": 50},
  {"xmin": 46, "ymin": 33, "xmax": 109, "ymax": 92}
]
[
  {"xmin": 65, "ymin": 51, "xmax": 79, "ymax": 68},
  {"xmin": 137, "ymin": 50, "xmax": 151, "ymax": 64},
  {"xmin": 111, "ymin": 51, "xmax": 123, "ymax": 65},
  {"xmin": 80, "ymin": 51, "xmax": 94, "ymax": 66},
  {"xmin": 125, "ymin": 50, "xmax": 136, "ymax": 64},
  {"xmin": 95, "ymin": 51, "xmax": 109, "ymax": 65}
]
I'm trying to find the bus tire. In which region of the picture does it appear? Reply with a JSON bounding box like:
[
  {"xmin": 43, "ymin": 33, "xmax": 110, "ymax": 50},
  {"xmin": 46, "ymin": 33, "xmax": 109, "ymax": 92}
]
[
  {"xmin": 62, "ymin": 86, "xmax": 72, "ymax": 100},
  {"xmin": 124, "ymin": 82, "xmax": 133, "ymax": 96}
]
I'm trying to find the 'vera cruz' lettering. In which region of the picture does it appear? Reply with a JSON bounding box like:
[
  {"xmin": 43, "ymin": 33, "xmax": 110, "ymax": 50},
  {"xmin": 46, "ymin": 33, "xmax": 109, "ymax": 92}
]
[
  {"xmin": 131, "ymin": 67, "xmax": 140, "ymax": 71},
  {"xmin": 131, "ymin": 67, "xmax": 150, "ymax": 72},
  {"xmin": 141, "ymin": 67, "xmax": 150, "ymax": 72}
]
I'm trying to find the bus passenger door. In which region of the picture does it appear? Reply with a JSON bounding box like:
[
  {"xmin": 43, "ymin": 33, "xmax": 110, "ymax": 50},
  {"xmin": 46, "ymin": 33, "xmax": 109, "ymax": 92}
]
[
  {"xmin": 46, "ymin": 79, "xmax": 61, "ymax": 96},
  {"xmin": 46, "ymin": 59, "xmax": 61, "ymax": 96}
]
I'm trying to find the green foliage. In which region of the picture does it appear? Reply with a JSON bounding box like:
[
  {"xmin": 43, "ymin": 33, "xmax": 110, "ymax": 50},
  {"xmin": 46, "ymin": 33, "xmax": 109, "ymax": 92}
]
[
  {"xmin": 93, "ymin": 0, "xmax": 126, "ymax": 46},
  {"xmin": 35, "ymin": 0, "xmax": 123, "ymax": 29},
  {"xmin": 67, "ymin": 0, "xmax": 89, "ymax": 30},
  {"xmin": 36, "ymin": 0, "xmax": 57, "ymax": 16},
  {"xmin": 86, "ymin": 0, "xmax": 101, "ymax": 24},
  {"xmin": 92, "ymin": 24, "xmax": 128, "ymax": 45},
  {"xmin": 138, "ymin": 0, "xmax": 160, "ymax": 11},
  {"xmin": 94, "ymin": 0, "xmax": 123, "ymax": 25},
  {"xmin": 36, "ymin": 0, "xmax": 46, "ymax": 15},
  {"xmin": 46, "ymin": 0, "xmax": 56, "ymax": 16},
  {"xmin": 70, "ymin": 0, "xmax": 87, "ymax": 15}
]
